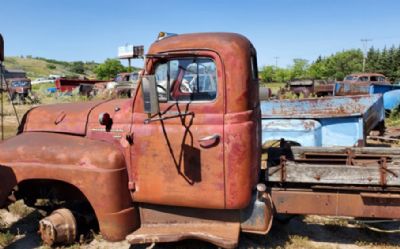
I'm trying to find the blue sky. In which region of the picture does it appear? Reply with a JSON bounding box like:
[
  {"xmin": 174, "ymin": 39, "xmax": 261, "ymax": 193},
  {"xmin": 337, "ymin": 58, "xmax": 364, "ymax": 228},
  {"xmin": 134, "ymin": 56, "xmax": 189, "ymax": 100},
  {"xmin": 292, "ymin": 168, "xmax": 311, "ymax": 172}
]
[{"xmin": 2, "ymin": 0, "xmax": 400, "ymax": 68}]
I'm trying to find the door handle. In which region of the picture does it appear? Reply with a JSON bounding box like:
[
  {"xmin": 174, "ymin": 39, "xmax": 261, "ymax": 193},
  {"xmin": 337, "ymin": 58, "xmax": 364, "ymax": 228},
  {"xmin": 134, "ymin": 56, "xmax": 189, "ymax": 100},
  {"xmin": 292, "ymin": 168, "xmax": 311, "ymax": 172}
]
[{"xmin": 198, "ymin": 134, "xmax": 220, "ymax": 148}]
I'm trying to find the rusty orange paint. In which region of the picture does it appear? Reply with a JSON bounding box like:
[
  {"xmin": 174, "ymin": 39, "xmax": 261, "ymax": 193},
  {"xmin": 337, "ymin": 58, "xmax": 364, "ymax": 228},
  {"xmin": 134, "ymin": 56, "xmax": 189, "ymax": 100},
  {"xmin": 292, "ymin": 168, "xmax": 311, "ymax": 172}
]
[
  {"xmin": 131, "ymin": 33, "xmax": 260, "ymax": 209},
  {"xmin": 0, "ymin": 132, "xmax": 139, "ymax": 241}
]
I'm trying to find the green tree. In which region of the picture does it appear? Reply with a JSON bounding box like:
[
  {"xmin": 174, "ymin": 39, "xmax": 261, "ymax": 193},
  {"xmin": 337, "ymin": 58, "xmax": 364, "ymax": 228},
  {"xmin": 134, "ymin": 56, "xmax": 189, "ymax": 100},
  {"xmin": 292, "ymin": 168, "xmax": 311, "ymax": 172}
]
[
  {"xmin": 309, "ymin": 49, "xmax": 363, "ymax": 80},
  {"xmin": 274, "ymin": 68, "xmax": 291, "ymax": 82},
  {"xmin": 366, "ymin": 47, "xmax": 380, "ymax": 73},
  {"xmin": 308, "ymin": 56, "xmax": 328, "ymax": 79},
  {"xmin": 290, "ymin": 58, "xmax": 309, "ymax": 80},
  {"xmin": 94, "ymin": 59, "xmax": 125, "ymax": 80},
  {"xmin": 70, "ymin": 61, "xmax": 85, "ymax": 74},
  {"xmin": 259, "ymin": 65, "xmax": 275, "ymax": 83}
]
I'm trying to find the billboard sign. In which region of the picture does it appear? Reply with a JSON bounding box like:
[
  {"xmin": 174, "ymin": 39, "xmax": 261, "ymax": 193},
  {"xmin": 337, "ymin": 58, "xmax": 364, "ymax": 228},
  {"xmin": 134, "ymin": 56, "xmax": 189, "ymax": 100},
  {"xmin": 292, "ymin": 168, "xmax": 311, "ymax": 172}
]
[{"xmin": 118, "ymin": 45, "xmax": 144, "ymax": 59}]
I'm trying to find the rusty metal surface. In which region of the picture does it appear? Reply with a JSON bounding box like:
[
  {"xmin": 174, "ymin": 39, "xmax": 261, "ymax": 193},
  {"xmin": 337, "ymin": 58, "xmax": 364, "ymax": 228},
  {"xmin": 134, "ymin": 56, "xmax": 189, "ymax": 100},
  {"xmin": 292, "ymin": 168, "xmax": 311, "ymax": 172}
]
[
  {"xmin": 342, "ymin": 73, "xmax": 389, "ymax": 84},
  {"xmin": 261, "ymin": 94, "xmax": 384, "ymax": 146},
  {"xmin": 261, "ymin": 94, "xmax": 383, "ymax": 118},
  {"xmin": 313, "ymin": 83, "xmax": 334, "ymax": 96},
  {"xmin": 55, "ymin": 78, "xmax": 106, "ymax": 92},
  {"xmin": 131, "ymin": 33, "xmax": 260, "ymax": 209},
  {"xmin": 24, "ymin": 99, "xmax": 114, "ymax": 135},
  {"xmin": 335, "ymin": 82, "xmax": 372, "ymax": 96},
  {"xmin": 267, "ymin": 146, "xmax": 400, "ymax": 186},
  {"xmin": 39, "ymin": 208, "xmax": 77, "ymax": 246},
  {"xmin": 146, "ymin": 32, "xmax": 259, "ymax": 114},
  {"xmin": 0, "ymin": 132, "xmax": 139, "ymax": 241},
  {"xmin": 240, "ymin": 192, "xmax": 273, "ymax": 235},
  {"xmin": 287, "ymin": 79, "xmax": 334, "ymax": 97},
  {"xmin": 271, "ymin": 189, "xmax": 400, "ymax": 219},
  {"xmin": 127, "ymin": 203, "xmax": 240, "ymax": 248}
]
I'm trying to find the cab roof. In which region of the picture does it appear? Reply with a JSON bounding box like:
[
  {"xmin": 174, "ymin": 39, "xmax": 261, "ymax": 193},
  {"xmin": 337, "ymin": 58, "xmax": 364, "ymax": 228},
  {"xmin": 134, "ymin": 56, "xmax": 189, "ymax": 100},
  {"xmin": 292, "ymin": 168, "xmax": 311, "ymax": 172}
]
[{"xmin": 148, "ymin": 32, "xmax": 253, "ymax": 55}]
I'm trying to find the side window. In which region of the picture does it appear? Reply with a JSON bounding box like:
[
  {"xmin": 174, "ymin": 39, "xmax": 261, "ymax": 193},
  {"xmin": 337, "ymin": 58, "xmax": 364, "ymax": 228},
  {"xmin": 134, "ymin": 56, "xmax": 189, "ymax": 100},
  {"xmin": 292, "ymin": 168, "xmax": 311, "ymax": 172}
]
[
  {"xmin": 154, "ymin": 57, "xmax": 217, "ymax": 102},
  {"xmin": 358, "ymin": 76, "xmax": 368, "ymax": 82},
  {"xmin": 370, "ymin": 76, "xmax": 378, "ymax": 81}
]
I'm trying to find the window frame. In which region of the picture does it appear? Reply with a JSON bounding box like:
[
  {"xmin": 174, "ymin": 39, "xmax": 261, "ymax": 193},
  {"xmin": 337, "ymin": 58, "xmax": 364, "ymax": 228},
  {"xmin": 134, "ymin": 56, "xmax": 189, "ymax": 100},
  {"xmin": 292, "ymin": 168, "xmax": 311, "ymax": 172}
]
[
  {"xmin": 153, "ymin": 56, "xmax": 219, "ymax": 104},
  {"xmin": 250, "ymin": 54, "xmax": 258, "ymax": 81}
]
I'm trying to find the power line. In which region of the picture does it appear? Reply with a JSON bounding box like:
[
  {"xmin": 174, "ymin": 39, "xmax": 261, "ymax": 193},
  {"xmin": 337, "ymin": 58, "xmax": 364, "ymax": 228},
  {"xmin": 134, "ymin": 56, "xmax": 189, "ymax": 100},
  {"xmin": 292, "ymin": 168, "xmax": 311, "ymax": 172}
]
[
  {"xmin": 361, "ymin": 38, "xmax": 372, "ymax": 72},
  {"xmin": 273, "ymin": 56, "xmax": 279, "ymax": 69}
]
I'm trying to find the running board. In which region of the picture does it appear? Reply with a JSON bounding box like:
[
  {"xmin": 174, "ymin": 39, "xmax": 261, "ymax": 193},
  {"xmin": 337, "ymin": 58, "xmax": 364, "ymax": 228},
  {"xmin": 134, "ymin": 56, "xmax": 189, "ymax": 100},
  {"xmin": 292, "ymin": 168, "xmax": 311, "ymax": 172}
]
[
  {"xmin": 126, "ymin": 204, "xmax": 240, "ymax": 248},
  {"xmin": 126, "ymin": 223, "xmax": 240, "ymax": 248}
]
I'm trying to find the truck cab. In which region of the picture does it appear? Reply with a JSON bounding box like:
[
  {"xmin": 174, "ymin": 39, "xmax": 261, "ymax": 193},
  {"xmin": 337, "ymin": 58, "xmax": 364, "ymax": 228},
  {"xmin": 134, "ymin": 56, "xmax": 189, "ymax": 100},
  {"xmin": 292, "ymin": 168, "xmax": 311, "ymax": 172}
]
[
  {"xmin": 0, "ymin": 32, "xmax": 266, "ymax": 248},
  {"xmin": 130, "ymin": 32, "xmax": 261, "ymax": 209}
]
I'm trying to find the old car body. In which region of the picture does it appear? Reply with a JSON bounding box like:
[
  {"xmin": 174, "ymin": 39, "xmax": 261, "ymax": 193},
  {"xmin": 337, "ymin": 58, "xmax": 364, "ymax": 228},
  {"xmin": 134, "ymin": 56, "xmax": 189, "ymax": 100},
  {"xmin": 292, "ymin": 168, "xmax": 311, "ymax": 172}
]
[
  {"xmin": 2, "ymin": 69, "xmax": 31, "ymax": 102},
  {"xmin": 335, "ymin": 73, "xmax": 400, "ymax": 111},
  {"xmin": 1, "ymin": 33, "xmax": 400, "ymax": 248},
  {"xmin": 55, "ymin": 77, "xmax": 105, "ymax": 93},
  {"xmin": 7, "ymin": 77, "xmax": 32, "ymax": 102},
  {"xmin": 288, "ymin": 79, "xmax": 334, "ymax": 97},
  {"xmin": 342, "ymin": 73, "xmax": 389, "ymax": 84},
  {"xmin": 92, "ymin": 72, "xmax": 139, "ymax": 98}
]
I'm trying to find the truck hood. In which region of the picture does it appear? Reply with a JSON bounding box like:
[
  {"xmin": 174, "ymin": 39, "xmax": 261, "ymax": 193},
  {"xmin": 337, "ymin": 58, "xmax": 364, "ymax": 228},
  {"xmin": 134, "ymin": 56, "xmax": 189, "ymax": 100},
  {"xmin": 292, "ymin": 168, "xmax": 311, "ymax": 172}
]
[{"xmin": 23, "ymin": 100, "xmax": 109, "ymax": 135}]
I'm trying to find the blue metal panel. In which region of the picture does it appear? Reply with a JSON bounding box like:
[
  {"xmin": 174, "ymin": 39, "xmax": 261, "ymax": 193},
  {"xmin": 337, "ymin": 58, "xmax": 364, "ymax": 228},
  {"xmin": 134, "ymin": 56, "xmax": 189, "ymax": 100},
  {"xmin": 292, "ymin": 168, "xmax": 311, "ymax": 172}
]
[
  {"xmin": 383, "ymin": 89, "xmax": 400, "ymax": 111},
  {"xmin": 261, "ymin": 119, "xmax": 322, "ymax": 146},
  {"xmin": 261, "ymin": 95, "xmax": 382, "ymax": 118},
  {"xmin": 319, "ymin": 118, "xmax": 362, "ymax": 146},
  {"xmin": 261, "ymin": 95, "xmax": 384, "ymax": 147}
]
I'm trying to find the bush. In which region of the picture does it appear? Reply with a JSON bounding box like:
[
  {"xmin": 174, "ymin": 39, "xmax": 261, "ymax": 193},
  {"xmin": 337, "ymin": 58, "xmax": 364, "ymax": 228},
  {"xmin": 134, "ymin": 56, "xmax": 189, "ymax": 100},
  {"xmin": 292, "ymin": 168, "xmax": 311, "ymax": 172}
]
[
  {"xmin": 94, "ymin": 59, "xmax": 125, "ymax": 80},
  {"xmin": 47, "ymin": 64, "xmax": 56, "ymax": 70}
]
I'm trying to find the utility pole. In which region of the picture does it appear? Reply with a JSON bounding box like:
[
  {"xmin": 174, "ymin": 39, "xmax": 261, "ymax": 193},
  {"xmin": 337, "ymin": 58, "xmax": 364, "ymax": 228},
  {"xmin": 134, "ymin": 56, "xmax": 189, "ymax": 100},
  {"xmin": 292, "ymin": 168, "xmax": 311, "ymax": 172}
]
[
  {"xmin": 273, "ymin": 56, "xmax": 279, "ymax": 69},
  {"xmin": 361, "ymin": 38, "xmax": 372, "ymax": 72},
  {"xmin": 0, "ymin": 34, "xmax": 4, "ymax": 140}
]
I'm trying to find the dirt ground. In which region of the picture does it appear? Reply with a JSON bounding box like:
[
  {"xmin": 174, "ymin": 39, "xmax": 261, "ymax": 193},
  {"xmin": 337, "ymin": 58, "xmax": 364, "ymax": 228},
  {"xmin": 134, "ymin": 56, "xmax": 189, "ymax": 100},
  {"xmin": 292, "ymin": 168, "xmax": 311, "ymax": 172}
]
[
  {"xmin": 1, "ymin": 202, "xmax": 400, "ymax": 249},
  {"xmin": 1, "ymin": 98, "xmax": 400, "ymax": 249}
]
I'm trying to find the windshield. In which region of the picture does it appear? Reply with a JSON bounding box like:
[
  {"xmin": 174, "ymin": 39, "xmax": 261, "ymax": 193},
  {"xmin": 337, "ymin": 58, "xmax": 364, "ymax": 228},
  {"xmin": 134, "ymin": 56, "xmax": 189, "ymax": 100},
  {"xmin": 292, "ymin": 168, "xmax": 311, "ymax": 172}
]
[
  {"xmin": 130, "ymin": 73, "xmax": 139, "ymax": 81},
  {"xmin": 11, "ymin": 80, "xmax": 30, "ymax": 87},
  {"xmin": 344, "ymin": 76, "xmax": 357, "ymax": 81},
  {"xmin": 154, "ymin": 57, "xmax": 217, "ymax": 101}
]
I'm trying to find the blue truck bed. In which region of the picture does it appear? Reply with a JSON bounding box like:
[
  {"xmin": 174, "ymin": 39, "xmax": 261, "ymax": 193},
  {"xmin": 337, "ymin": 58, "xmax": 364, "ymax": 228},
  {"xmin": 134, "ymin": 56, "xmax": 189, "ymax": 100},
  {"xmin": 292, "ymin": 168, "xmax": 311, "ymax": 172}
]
[
  {"xmin": 334, "ymin": 82, "xmax": 400, "ymax": 111},
  {"xmin": 261, "ymin": 94, "xmax": 384, "ymax": 147}
]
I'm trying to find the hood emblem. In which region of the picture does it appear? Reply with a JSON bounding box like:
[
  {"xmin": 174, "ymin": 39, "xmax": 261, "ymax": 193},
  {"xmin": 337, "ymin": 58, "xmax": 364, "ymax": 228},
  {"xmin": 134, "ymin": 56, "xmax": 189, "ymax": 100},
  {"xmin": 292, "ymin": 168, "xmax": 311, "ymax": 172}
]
[{"xmin": 54, "ymin": 111, "xmax": 66, "ymax": 125}]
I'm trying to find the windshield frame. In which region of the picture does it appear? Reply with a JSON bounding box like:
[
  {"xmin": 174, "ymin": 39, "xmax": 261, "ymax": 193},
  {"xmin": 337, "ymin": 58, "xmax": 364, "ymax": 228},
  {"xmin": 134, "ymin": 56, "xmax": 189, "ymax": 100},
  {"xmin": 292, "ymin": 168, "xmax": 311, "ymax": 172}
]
[{"xmin": 153, "ymin": 56, "xmax": 218, "ymax": 103}]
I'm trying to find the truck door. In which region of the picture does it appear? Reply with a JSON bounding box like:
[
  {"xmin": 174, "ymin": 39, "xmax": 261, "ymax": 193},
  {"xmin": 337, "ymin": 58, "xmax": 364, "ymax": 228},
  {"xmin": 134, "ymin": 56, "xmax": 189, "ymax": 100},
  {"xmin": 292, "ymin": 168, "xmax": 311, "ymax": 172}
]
[{"xmin": 131, "ymin": 52, "xmax": 226, "ymax": 209}]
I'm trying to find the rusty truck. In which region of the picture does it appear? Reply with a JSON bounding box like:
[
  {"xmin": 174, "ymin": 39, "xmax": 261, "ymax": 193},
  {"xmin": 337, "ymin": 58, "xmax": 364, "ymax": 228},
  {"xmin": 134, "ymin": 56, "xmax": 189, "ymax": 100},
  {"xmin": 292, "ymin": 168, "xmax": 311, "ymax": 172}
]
[
  {"xmin": 1, "ymin": 32, "xmax": 400, "ymax": 248},
  {"xmin": 2, "ymin": 69, "xmax": 33, "ymax": 103}
]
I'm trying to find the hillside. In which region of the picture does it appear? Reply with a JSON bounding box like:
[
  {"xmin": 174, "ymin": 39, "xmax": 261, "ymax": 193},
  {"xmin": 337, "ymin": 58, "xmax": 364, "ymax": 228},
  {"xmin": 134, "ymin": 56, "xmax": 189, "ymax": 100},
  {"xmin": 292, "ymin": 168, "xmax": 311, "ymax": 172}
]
[{"xmin": 3, "ymin": 56, "xmax": 98, "ymax": 79}]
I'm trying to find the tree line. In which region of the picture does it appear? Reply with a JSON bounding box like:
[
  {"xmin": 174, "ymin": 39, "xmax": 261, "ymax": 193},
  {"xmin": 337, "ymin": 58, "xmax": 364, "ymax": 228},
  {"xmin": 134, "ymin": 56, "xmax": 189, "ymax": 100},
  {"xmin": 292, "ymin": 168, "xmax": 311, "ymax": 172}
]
[{"xmin": 260, "ymin": 44, "xmax": 400, "ymax": 83}]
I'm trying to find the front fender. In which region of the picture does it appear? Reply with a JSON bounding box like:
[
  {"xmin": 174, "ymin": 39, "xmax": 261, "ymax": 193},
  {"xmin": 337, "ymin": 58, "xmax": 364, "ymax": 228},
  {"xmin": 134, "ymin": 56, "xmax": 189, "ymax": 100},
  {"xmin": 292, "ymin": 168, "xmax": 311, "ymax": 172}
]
[{"xmin": 0, "ymin": 132, "xmax": 139, "ymax": 241}]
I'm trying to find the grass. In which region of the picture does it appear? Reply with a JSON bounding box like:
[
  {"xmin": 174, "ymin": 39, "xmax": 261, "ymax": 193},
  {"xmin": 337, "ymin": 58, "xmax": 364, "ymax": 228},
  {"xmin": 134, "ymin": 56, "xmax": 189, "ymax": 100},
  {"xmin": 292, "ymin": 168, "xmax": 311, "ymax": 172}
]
[
  {"xmin": 387, "ymin": 106, "xmax": 400, "ymax": 127},
  {"xmin": 3, "ymin": 56, "xmax": 97, "ymax": 79},
  {"xmin": 277, "ymin": 235, "xmax": 338, "ymax": 249},
  {"xmin": 8, "ymin": 200, "xmax": 34, "ymax": 218},
  {"xmin": 261, "ymin": 81, "xmax": 286, "ymax": 95},
  {"xmin": 0, "ymin": 231, "xmax": 15, "ymax": 247},
  {"xmin": 355, "ymin": 241, "xmax": 400, "ymax": 249},
  {"xmin": 32, "ymin": 82, "xmax": 56, "ymax": 92}
]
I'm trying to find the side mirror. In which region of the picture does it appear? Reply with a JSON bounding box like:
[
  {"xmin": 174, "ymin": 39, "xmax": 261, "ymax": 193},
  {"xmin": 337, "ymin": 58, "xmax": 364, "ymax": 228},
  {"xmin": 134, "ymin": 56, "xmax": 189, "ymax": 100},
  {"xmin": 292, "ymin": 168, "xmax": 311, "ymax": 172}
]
[
  {"xmin": 141, "ymin": 75, "xmax": 159, "ymax": 114},
  {"xmin": 0, "ymin": 34, "xmax": 4, "ymax": 62}
]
